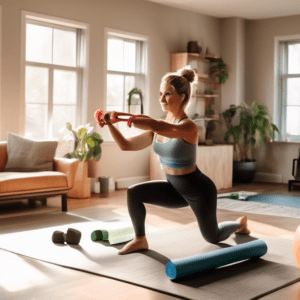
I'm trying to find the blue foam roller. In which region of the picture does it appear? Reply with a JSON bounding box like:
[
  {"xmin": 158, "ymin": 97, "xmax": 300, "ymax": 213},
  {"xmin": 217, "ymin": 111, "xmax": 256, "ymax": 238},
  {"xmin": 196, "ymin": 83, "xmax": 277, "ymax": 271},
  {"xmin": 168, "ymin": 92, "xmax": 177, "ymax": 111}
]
[{"xmin": 165, "ymin": 240, "xmax": 268, "ymax": 280}]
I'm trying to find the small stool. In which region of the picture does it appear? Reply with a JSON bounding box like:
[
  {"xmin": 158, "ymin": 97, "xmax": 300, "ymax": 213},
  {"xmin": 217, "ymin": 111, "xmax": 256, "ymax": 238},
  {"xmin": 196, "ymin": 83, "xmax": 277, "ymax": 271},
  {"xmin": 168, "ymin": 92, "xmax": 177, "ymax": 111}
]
[{"xmin": 288, "ymin": 180, "xmax": 300, "ymax": 191}]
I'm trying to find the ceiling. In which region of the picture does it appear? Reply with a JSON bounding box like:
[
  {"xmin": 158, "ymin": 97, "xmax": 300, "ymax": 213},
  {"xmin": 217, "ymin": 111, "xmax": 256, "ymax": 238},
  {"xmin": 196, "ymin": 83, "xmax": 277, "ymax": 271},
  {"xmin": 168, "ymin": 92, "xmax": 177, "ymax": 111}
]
[{"xmin": 145, "ymin": 0, "xmax": 300, "ymax": 20}]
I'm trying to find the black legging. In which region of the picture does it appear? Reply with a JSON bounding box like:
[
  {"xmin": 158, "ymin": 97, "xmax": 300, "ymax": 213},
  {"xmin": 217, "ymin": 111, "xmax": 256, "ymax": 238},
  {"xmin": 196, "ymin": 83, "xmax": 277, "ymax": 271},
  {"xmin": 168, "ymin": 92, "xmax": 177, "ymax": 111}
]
[{"xmin": 127, "ymin": 166, "xmax": 241, "ymax": 244}]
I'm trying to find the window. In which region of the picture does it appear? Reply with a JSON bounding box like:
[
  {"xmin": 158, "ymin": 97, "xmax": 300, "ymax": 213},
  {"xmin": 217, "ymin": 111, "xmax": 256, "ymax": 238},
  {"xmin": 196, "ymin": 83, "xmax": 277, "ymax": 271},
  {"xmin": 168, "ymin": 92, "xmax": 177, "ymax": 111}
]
[
  {"xmin": 103, "ymin": 28, "xmax": 148, "ymax": 141},
  {"xmin": 0, "ymin": 6, "xmax": 2, "ymax": 138},
  {"xmin": 275, "ymin": 36, "xmax": 300, "ymax": 142},
  {"xmin": 21, "ymin": 12, "xmax": 89, "ymax": 140}
]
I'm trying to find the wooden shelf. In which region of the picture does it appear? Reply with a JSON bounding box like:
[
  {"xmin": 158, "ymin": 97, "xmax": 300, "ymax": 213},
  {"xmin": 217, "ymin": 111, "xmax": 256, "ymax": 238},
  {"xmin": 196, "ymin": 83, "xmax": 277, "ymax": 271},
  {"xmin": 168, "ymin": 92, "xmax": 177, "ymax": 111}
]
[
  {"xmin": 196, "ymin": 94, "xmax": 219, "ymax": 98},
  {"xmin": 197, "ymin": 74, "xmax": 209, "ymax": 80},
  {"xmin": 205, "ymin": 54, "xmax": 220, "ymax": 62},
  {"xmin": 205, "ymin": 115, "xmax": 220, "ymax": 121}
]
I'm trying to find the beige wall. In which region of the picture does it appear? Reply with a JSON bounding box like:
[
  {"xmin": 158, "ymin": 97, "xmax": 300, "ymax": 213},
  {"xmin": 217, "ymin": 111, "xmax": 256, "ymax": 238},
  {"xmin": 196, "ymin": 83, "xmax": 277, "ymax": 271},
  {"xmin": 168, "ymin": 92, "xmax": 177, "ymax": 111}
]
[
  {"xmin": 245, "ymin": 15, "xmax": 300, "ymax": 183},
  {"xmin": 220, "ymin": 17, "xmax": 245, "ymax": 111},
  {"xmin": 0, "ymin": 0, "xmax": 221, "ymax": 181}
]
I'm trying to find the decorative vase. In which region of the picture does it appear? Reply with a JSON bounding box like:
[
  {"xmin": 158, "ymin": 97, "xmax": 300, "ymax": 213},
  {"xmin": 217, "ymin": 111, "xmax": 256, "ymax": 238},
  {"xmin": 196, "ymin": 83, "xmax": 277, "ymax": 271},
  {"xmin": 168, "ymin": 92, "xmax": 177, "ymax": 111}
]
[
  {"xmin": 87, "ymin": 153, "xmax": 101, "ymax": 178},
  {"xmin": 233, "ymin": 161, "xmax": 257, "ymax": 184},
  {"xmin": 67, "ymin": 160, "xmax": 91, "ymax": 199},
  {"xmin": 187, "ymin": 41, "xmax": 201, "ymax": 54}
]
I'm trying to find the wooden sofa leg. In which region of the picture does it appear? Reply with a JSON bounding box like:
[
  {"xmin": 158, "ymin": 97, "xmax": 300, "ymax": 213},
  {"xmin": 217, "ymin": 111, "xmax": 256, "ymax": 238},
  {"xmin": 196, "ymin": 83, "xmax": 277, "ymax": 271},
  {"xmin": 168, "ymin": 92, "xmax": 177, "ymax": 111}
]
[
  {"xmin": 62, "ymin": 194, "xmax": 68, "ymax": 212},
  {"xmin": 40, "ymin": 198, "xmax": 47, "ymax": 206},
  {"xmin": 28, "ymin": 199, "xmax": 36, "ymax": 206}
]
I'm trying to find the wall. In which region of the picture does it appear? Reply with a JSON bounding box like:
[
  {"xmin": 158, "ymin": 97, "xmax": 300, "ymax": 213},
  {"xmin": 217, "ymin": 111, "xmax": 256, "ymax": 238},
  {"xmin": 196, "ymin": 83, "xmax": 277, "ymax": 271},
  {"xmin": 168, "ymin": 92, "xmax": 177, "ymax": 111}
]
[
  {"xmin": 220, "ymin": 17, "xmax": 245, "ymax": 111},
  {"xmin": 245, "ymin": 15, "xmax": 300, "ymax": 183},
  {"xmin": 0, "ymin": 0, "xmax": 221, "ymax": 183}
]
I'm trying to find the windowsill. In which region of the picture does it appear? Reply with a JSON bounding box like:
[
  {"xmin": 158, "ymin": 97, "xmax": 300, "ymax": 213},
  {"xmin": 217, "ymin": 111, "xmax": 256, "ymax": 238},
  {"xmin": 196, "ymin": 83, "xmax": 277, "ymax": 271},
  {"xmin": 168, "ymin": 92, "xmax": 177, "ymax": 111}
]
[
  {"xmin": 102, "ymin": 141, "xmax": 118, "ymax": 145},
  {"xmin": 271, "ymin": 140, "xmax": 300, "ymax": 144}
]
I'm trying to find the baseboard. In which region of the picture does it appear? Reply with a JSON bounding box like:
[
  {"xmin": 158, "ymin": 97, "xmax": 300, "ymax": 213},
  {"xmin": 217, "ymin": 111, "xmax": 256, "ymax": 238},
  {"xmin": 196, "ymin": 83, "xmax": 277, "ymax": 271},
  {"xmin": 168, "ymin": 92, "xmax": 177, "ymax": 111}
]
[
  {"xmin": 116, "ymin": 176, "xmax": 150, "ymax": 189},
  {"xmin": 253, "ymin": 172, "xmax": 283, "ymax": 183}
]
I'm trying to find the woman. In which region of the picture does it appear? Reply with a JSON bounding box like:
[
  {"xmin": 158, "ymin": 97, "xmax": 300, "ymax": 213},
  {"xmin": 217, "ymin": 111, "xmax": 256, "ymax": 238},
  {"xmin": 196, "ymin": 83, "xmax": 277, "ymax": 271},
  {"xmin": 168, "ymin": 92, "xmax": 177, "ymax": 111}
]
[{"xmin": 100, "ymin": 67, "xmax": 250, "ymax": 255}]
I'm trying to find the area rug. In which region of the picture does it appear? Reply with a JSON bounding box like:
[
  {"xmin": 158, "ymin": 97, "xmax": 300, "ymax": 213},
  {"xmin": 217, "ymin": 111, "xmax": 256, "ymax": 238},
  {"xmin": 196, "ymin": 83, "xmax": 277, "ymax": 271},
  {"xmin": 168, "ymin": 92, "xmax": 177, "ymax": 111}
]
[
  {"xmin": 217, "ymin": 191, "xmax": 300, "ymax": 219},
  {"xmin": 0, "ymin": 209, "xmax": 299, "ymax": 300}
]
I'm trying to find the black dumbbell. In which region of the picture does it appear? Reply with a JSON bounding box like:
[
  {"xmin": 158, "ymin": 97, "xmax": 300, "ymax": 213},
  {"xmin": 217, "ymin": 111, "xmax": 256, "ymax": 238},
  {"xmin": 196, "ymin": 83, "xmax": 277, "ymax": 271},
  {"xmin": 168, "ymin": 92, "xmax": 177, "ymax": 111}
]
[{"xmin": 52, "ymin": 228, "xmax": 81, "ymax": 245}]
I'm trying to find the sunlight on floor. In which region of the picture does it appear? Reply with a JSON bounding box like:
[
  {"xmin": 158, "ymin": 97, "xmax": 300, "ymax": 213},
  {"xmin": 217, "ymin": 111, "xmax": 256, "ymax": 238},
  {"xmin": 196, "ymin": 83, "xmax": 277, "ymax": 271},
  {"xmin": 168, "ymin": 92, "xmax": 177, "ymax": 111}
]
[
  {"xmin": 0, "ymin": 252, "xmax": 48, "ymax": 292},
  {"xmin": 248, "ymin": 219, "xmax": 295, "ymax": 240},
  {"xmin": 110, "ymin": 206, "xmax": 296, "ymax": 240}
]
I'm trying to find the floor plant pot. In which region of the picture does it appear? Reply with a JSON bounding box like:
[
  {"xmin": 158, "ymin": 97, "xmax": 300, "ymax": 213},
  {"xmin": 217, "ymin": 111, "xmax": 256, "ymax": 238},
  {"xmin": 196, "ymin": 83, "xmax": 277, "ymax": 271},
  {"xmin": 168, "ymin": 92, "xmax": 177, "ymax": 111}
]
[
  {"xmin": 233, "ymin": 161, "xmax": 257, "ymax": 183},
  {"xmin": 67, "ymin": 160, "xmax": 91, "ymax": 199},
  {"xmin": 87, "ymin": 152, "xmax": 101, "ymax": 178}
]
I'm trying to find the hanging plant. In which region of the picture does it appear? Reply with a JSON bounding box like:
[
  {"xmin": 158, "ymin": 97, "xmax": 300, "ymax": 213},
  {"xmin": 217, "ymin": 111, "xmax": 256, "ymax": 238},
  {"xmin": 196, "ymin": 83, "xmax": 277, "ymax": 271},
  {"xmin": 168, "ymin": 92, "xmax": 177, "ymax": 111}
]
[
  {"xmin": 128, "ymin": 88, "xmax": 143, "ymax": 114},
  {"xmin": 211, "ymin": 58, "xmax": 229, "ymax": 84}
]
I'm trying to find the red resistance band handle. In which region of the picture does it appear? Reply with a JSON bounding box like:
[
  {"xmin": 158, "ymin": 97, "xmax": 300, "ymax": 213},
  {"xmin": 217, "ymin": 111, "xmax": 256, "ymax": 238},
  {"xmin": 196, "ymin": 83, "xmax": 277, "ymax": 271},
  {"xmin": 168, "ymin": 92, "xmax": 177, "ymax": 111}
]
[{"xmin": 94, "ymin": 110, "xmax": 144, "ymax": 128}]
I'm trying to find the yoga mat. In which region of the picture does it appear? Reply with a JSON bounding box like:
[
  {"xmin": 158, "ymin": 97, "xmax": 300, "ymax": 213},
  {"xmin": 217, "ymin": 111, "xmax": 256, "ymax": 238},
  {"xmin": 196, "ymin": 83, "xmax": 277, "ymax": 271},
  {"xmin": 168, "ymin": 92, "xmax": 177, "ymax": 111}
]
[
  {"xmin": 166, "ymin": 240, "xmax": 268, "ymax": 280},
  {"xmin": 0, "ymin": 216, "xmax": 299, "ymax": 300},
  {"xmin": 218, "ymin": 191, "xmax": 300, "ymax": 209},
  {"xmin": 247, "ymin": 194, "xmax": 300, "ymax": 209},
  {"xmin": 217, "ymin": 191, "xmax": 300, "ymax": 219}
]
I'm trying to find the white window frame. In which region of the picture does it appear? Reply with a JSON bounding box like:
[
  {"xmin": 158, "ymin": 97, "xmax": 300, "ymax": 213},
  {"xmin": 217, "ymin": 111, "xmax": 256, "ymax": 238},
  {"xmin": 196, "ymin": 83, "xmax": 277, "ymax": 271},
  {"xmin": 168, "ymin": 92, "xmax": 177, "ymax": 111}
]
[
  {"xmin": 20, "ymin": 11, "xmax": 90, "ymax": 138},
  {"xmin": 0, "ymin": 5, "xmax": 2, "ymax": 139},
  {"xmin": 274, "ymin": 34, "xmax": 300, "ymax": 143},
  {"xmin": 103, "ymin": 28, "xmax": 149, "ymax": 142}
]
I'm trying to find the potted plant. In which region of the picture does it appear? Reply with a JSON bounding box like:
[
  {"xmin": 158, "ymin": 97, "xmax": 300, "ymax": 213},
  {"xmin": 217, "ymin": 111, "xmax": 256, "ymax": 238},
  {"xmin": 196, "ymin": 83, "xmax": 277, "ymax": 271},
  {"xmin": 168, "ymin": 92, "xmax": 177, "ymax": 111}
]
[
  {"xmin": 210, "ymin": 58, "xmax": 229, "ymax": 84},
  {"xmin": 128, "ymin": 88, "xmax": 143, "ymax": 114},
  {"xmin": 64, "ymin": 122, "xmax": 103, "ymax": 178},
  {"xmin": 222, "ymin": 102, "xmax": 280, "ymax": 183}
]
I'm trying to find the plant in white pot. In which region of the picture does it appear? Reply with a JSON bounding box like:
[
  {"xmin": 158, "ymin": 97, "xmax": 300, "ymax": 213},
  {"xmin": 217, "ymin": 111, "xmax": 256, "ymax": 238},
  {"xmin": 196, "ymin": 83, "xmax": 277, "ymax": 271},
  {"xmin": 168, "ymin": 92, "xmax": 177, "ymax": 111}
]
[
  {"xmin": 128, "ymin": 88, "xmax": 143, "ymax": 114},
  {"xmin": 64, "ymin": 122, "xmax": 103, "ymax": 178},
  {"xmin": 222, "ymin": 102, "xmax": 280, "ymax": 183}
]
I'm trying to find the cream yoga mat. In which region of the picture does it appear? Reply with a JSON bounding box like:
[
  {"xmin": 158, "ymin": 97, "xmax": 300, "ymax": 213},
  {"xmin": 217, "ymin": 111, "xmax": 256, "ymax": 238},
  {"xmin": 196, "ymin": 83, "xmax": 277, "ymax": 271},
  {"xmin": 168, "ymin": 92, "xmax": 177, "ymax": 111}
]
[{"xmin": 0, "ymin": 210, "xmax": 299, "ymax": 300}]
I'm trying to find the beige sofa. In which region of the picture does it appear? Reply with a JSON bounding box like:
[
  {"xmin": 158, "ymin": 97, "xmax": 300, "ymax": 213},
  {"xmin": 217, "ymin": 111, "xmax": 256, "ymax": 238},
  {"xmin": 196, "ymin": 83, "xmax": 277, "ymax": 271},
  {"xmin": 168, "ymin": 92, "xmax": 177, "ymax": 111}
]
[{"xmin": 0, "ymin": 141, "xmax": 79, "ymax": 211}]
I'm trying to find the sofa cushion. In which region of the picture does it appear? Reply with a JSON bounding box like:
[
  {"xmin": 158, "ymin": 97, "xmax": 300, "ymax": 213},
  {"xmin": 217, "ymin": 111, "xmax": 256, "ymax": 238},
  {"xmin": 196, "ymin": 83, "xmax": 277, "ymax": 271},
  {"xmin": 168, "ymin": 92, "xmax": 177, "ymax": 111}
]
[
  {"xmin": 3, "ymin": 133, "xmax": 58, "ymax": 172},
  {"xmin": 0, "ymin": 172, "xmax": 68, "ymax": 196}
]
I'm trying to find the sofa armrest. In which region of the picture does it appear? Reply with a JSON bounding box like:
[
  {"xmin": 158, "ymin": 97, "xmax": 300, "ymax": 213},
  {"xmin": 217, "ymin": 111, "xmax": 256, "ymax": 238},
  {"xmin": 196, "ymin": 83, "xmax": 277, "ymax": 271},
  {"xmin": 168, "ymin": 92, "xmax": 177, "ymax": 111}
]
[
  {"xmin": 0, "ymin": 142, "xmax": 8, "ymax": 172},
  {"xmin": 53, "ymin": 158, "xmax": 80, "ymax": 189}
]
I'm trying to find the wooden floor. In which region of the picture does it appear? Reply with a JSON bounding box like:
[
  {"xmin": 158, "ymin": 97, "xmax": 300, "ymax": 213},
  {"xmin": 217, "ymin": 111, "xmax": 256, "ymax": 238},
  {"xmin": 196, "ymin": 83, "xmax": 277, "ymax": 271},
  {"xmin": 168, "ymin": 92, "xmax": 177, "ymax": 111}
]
[{"xmin": 0, "ymin": 181, "xmax": 300, "ymax": 300}]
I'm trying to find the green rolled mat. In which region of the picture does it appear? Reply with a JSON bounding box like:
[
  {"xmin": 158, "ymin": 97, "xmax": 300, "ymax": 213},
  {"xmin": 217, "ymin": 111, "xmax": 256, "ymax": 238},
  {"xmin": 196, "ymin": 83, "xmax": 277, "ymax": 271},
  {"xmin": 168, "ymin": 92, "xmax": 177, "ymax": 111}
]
[
  {"xmin": 91, "ymin": 230, "xmax": 109, "ymax": 242},
  {"xmin": 165, "ymin": 240, "xmax": 268, "ymax": 280}
]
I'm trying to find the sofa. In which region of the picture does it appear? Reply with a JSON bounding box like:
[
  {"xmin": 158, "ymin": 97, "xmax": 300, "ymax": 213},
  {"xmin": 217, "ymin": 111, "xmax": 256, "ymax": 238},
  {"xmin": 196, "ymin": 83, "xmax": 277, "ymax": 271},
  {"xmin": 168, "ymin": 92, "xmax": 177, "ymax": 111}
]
[{"xmin": 0, "ymin": 139, "xmax": 79, "ymax": 212}]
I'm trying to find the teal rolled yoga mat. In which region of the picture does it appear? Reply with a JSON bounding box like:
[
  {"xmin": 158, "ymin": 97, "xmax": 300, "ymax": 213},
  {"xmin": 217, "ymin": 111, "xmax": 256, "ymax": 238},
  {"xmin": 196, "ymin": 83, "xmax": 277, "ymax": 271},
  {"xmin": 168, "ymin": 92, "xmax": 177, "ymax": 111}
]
[{"xmin": 165, "ymin": 240, "xmax": 268, "ymax": 280}]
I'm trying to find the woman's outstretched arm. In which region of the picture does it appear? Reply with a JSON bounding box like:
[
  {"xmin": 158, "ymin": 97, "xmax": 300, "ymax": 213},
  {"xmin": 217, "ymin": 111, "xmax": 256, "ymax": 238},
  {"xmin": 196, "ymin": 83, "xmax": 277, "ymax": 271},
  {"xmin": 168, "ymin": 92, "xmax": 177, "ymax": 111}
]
[
  {"xmin": 131, "ymin": 116, "xmax": 198, "ymax": 140},
  {"xmin": 107, "ymin": 123, "xmax": 154, "ymax": 151}
]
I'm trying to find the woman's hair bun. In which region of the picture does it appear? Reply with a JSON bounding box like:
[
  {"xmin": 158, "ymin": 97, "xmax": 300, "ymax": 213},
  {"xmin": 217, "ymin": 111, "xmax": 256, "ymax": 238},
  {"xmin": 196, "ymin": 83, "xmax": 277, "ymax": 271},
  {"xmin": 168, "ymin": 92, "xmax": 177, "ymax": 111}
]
[{"xmin": 178, "ymin": 67, "xmax": 197, "ymax": 84}]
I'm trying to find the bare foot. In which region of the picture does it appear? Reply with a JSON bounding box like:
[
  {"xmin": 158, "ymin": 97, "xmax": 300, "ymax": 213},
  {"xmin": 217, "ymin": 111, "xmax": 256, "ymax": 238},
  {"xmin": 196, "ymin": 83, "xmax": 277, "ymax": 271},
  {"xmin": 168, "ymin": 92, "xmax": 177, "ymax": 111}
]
[
  {"xmin": 118, "ymin": 236, "xmax": 149, "ymax": 255},
  {"xmin": 235, "ymin": 216, "xmax": 251, "ymax": 234}
]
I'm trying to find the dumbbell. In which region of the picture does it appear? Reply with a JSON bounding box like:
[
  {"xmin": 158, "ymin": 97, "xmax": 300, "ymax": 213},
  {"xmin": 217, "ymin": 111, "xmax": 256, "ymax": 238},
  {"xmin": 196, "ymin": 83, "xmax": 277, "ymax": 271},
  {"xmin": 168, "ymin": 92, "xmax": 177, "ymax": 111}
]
[{"xmin": 52, "ymin": 228, "xmax": 82, "ymax": 245}]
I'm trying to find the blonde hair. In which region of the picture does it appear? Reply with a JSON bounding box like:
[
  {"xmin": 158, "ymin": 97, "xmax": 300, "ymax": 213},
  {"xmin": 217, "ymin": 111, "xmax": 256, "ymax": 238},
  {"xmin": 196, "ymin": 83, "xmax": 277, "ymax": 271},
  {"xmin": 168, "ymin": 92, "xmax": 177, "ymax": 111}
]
[{"xmin": 162, "ymin": 67, "xmax": 197, "ymax": 108}]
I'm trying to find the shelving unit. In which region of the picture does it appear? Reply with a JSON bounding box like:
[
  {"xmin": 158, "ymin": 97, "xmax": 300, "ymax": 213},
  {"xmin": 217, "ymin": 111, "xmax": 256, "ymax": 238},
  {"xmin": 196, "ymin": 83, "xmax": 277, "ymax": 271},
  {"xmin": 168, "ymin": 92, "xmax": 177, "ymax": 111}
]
[
  {"xmin": 171, "ymin": 52, "xmax": 221, "ymax": 119},
  {"xmin": 196, "ymin": 94, "xmax": 219, "ymax": 98}
]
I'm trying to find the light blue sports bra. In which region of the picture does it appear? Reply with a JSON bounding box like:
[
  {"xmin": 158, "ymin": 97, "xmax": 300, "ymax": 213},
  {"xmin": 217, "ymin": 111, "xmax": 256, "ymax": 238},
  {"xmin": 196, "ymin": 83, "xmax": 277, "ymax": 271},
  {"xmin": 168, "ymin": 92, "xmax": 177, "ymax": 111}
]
[{"xmin": 152, "ymin": 117, "xmax": 196, "ymax": 169}]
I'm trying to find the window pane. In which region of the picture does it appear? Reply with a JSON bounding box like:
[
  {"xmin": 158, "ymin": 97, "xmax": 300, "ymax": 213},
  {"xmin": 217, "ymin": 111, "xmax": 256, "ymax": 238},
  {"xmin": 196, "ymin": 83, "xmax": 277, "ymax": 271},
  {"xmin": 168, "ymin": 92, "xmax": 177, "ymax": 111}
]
[
  {"xmin": 107, "ymin": 38, "xmax": 123, "ymax": 72},
  {"xmin": 26, "ymin": 23, "xmax": 52, "ymax": 64},
  {"xmin": 107, "ymin": 105, "xmax": 123, "ymax": 112},
  {"xmin": 52, "ymin": 105, "xmax": 76, "ymax": 138},
  {"xmin": 124, "ymin": 41, "xmax": 136, "ymax": 73},
  {"xmin": 53, "ymin": 28, "xmax": 77, "ymax": 67},
  {"xmin": 107, "ymin": 74, "xmax": 124, "ymax": 107},
  {"xmin": 53, "ymin": 70, "xmax": 77, "ymax": 104},
  {"xmin": 25, "ymin": 104, "xmax": 48, "ymax": 140},
  {"xmin": 287, "ymin": 78, "xmax": 300, "ymax": 105},
  {"xmin": 25, "ymin": 66, "xmax": 49, "ymax": 104},
  {"xmin": 125, "ymin": 76, "xmax": 139, "ymax": 113},
  {"xmin": 288, "ymin": 43, "xmax": 300, "ymax": 74},
  {"xmin": 287, "ymin": 106, "xmax": 300, "ymax": 135},
  {"xmin": 125, "ymin": 76, "xmax": 135, "ymax": 98}
]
